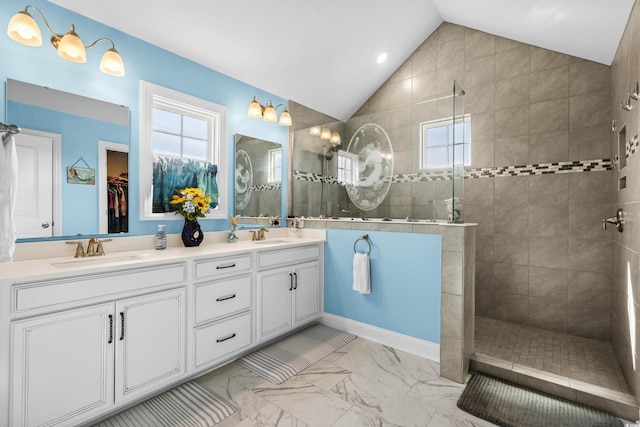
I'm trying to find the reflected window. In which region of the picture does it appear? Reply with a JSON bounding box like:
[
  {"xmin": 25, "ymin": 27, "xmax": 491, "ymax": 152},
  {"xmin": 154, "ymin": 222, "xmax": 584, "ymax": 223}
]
[
  {"xmin": 268, "ymin": 148, "xmax": 282, "ymax": 183},
  {"xmin": 420, "ymin": 115, "xmax": 471, "ymax": 169},
  {"xmin": 337, "ymin": 151, "xmax": 358, "ymax": 185}
]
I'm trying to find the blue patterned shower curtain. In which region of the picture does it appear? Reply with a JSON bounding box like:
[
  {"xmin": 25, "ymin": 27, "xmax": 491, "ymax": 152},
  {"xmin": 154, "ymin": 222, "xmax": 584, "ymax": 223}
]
[{"xmin": 152, "ymin": 156, "xmax": 219, "ymax": 213}]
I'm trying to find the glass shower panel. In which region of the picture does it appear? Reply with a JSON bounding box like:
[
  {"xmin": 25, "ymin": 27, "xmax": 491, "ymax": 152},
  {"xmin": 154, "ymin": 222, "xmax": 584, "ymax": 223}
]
[{"xmin": 450, "ymin": 80, "xmax": 465, "ymax": 223}]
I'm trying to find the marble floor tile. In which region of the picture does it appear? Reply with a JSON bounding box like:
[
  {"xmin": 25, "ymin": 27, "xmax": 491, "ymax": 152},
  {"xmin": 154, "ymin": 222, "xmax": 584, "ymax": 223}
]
[
  {"xmin": 253, "ymin": 382, "xmax": 353, "ymax": 427},
  {"xmin": 427, "ymin": 409, "xmax": 497, "ymax": 427},
  {"xmin": 331, "ymin": 372, "xmax": 436, "ymax": 427},
  {"xmin": 332, "ymin": 338, "xmax": 429, "ymax": 394},
  {"xmin": 193, "ymin": 333, "xmax": 498, "ymax": 427},
  {"xmin": 233, "ymin": 402, "xmax": 308, "ymax": 427}
]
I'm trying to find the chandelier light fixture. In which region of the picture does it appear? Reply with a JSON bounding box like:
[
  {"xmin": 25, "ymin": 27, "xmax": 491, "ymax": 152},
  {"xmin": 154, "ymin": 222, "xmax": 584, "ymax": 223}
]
[
  {"xmin": 7, "ymin": 5, "xmax": 125, "ymax": 76},
  {"xmin": 247, "ymin": 96, "xmax": 292, "ymax": 127}
]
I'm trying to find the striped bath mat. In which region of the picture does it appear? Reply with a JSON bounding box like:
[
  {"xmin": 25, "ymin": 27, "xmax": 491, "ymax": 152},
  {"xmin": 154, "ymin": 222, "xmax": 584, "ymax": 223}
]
[
  {"xmin": 93, "ymin": 381, "xmax": 235, "ymax": 427},
  {"xmin": 238, "ymin": 324, "xmax": 357, "ymax": 384}
]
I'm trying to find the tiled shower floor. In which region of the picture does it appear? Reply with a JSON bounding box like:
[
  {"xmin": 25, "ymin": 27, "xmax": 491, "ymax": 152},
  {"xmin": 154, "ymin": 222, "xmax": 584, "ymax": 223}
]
[{"xmin": 475, "ymin": 316, "xmax": 630, "ymax": 394}]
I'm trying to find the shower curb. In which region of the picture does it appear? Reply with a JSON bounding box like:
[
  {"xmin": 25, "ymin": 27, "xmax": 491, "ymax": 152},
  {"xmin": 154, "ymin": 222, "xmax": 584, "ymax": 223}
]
[{"xmin": 470, "ymin": 352, "xmax": 638, "ymax": 421}]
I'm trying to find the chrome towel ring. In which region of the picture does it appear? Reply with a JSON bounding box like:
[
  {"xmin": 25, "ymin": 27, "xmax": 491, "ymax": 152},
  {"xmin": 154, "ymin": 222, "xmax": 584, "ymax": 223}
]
[{"xmin": 354, "ymin": 234, "xmax": 372, "ymax": 255}]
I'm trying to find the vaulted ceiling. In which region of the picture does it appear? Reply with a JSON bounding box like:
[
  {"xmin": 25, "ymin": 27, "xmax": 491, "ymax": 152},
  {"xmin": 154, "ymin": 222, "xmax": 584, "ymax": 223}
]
[{"xmin": 48, "ymin": 0, "xmax": 634, "ymax": 121}]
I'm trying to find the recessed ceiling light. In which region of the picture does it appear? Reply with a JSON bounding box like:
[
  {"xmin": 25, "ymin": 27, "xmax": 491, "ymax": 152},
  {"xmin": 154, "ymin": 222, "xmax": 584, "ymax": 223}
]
[{"xmin": 376, "ymin": 51, "xmax": 388, "ymax": 64}]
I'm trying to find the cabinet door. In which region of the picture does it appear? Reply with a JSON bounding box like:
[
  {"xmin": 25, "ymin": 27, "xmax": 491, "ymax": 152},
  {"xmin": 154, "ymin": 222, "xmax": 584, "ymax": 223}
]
[
  {"xmin": 256, "ymin": 266, "xmax": 293, "ymax": 342},
  {"xmin": 11, "ymin": 303, "xmax": 114, "ymax": 427},
  {"xmin": 292, "ymin": 261, "xmax": 320, "ymax": 327},
  {"xmin": 115, "ymin": 288, "xmax": 186, "ymax": 403}
]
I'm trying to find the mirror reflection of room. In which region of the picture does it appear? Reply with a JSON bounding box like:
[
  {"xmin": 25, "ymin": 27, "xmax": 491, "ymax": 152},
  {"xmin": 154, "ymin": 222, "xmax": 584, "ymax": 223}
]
[
  {"xmin": 6, "ymin": 79, "xmax": 130, "ymax": 239},
  {"xmin": 234, "ymin": 134, "xmax": 282, "ymax": 221},
  {"xmin": 106, "ymin": 150, "xmax": 128, "ymax": 234}
]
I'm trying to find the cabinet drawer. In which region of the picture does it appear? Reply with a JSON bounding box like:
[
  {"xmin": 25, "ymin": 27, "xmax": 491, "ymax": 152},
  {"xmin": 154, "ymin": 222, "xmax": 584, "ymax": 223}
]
[
  {"xmin": 194, "ymin": 254, "xmax": 252, "ymax": 280},
  {"xmin": 193, "ymin": 312, "xmax": 252, "ymax": 369},
  {"xmin": 257, "ymin": 245, "xmax": 321, "ymax": 270},
  {"xmin": 13, "ymin": 263, "xmax": 186, "ymax": 315},
  {"xmin": 194, "ymin": 275, "xmax": 252, "ymax": 325}
]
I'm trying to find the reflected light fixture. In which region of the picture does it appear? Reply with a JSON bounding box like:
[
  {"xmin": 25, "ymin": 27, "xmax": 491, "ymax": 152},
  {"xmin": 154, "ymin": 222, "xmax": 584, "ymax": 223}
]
[
  {"xmin": 247, "ymin": 96, "xmax": 292, "ymax": 126},
  {"xmin": 320, "ymin": 128, "xmax": 332, "ymax": 141},
  {"xmin": 7, "ymin": 5, "xmax": 125, "ymax": 76},
  {"xmin": 309, "ymin": 126, "xmax": 321, "ymax": 136},
  {"xmin": 330, "ymin": 132, "xmax": 341, "ymax": 145}
]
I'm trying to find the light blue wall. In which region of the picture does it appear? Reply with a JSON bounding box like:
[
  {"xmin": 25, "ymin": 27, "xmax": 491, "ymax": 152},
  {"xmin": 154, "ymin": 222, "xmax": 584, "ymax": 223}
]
[
  {"xmin": 324, "ymin": 229, "xmax": 442, "ymax": 343},
  {"xmin": 1, "ymin": 0, "xmax": 289, "ymax": 238}
]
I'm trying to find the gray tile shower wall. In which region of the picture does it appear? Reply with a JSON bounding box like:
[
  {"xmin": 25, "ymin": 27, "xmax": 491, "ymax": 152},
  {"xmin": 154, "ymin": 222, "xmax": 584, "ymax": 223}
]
[
  {"xmin": 610, "ymin": 0, "xmax": 640, "ymax": 402},
  {"xmin": 348, "ymin": 22, "xmax": 613, "ymax": 342}
]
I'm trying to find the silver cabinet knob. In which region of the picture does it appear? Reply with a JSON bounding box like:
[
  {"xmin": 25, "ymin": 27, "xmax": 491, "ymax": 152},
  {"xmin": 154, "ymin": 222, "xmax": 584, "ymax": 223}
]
[{"xmin": 41, "ymin": 223, "xmax": 50, "ymax": 229}]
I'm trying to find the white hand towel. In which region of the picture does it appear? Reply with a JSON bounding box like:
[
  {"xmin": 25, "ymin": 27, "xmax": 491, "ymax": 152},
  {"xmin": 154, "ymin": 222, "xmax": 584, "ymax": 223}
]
[
  {"xmin": 353, "ymin": 252, "xmax": 370, "ymax": 294},
  {"xmin": 0, "ymin": 135, "xmax": 18, "ymax": 262}
]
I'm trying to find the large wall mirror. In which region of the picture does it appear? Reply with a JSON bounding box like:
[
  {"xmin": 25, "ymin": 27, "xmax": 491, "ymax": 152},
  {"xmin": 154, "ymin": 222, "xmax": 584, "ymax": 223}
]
[
  {"xmin": 234, "ymin": 134, "xmax": 282, "ymax": 222},
  {"xmin": 6, "ymin": 79, "xmax": 130, "ymax": 240}
]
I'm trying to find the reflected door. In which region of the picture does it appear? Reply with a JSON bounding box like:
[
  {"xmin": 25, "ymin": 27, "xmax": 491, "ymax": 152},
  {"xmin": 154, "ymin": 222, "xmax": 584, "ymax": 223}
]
[{"xmin": 14, "ymin": 133, "xmax": 53, "ymax": 238}]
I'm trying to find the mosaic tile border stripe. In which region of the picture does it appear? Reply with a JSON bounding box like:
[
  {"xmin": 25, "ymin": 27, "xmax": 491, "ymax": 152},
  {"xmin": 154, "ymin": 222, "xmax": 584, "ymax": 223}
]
[
  {"xmin": 626, "ymin": 134, "xmax": 639, "ymax": 158},
  {"xmin": 294, "ymin": 158, "xmax": 612, "ymax": 185},
  {"xmin": 249, "ymin": 183, "xmax": 282, "ymax": 192},
  {"xmin": 465, "ymin": 159, "xmax": 611, "ymax": 179}
]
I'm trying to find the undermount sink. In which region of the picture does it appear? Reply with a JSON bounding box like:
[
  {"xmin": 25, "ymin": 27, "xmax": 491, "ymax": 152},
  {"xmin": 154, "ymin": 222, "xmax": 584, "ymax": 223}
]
[
  {"xmin": 51, "ymin": 255, "xmax": 141, "ymax": 268},
  {"xmin": 251, "ymin": 239, "xmax": 290, "ymax": 245}
]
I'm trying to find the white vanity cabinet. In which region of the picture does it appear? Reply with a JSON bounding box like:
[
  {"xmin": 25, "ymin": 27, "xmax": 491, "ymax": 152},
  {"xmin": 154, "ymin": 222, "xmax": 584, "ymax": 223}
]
[
  {"xmin": 11, "ymin": 303, "xmax": 115, "ymax": 427},
  {"xmin": 256, "ymin": 245, "xmax": 322, "ymax": 343},
  {"xmin": 114, "ymin": 288, "xmax": 186, "ymax": 403},
  {"xmin": 190, "ymin": 254, "xmax": 254, "ymax": 370},
  {"xmin": 1, "ymin": 236, "xmax": 325, "ymax": 427},
  {"xmin": 8, "ymin": 264, "xmax": 187, "ymax": 427}
]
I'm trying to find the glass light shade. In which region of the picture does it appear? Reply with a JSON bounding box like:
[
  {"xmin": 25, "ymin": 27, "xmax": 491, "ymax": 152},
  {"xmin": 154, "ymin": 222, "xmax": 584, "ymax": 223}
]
[
  {"xmin": 99, "ymin": 48, "xmax": 125, "ymax": 76},
  {"xmin": 279, "ymin": 109, "xmax": 292, "ymax": 126},
  {"xmin": 7, "ymin": 11, "xmax": 42, "ymax": 46},
  {"xmin": 330, "ymin": 132, "xmax": 341, "ymax": 145},
  {"xmin": 320, "ymin": 128, "xmax": 331, "ymax": 140},
  {"xmin": 309, "ymin": 126, "xmax": 321, "ymax": 136},
  {"xmin": 57, "ymin": 31, "xmax": 86, "ymax": 63},
  {"xmin": 247, "ymin": 98, "xmax": 263, "ymax": 118},
  {"xmin": 263, "ymin": 104, "xmax": 277, "ymax": 123}
]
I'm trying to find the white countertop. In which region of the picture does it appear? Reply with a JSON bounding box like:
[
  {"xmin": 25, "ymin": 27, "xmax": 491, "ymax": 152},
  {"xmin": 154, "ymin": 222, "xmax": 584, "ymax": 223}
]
[{"xmin": 0, "ymin": 228, "xmax": 326, "ymax": 281}]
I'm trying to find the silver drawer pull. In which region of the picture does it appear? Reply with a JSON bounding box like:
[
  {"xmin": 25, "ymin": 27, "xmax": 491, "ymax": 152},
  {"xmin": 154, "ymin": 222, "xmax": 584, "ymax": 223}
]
[
  {"xmin": 216, "ymin": 293, "xmax": 237, "ymax": 302},
  {"xmin": 216, "ymin": 263, "xmax": 236, "ymax": 270},
  {"xmin": 216, "ymin": 333, "xmax": 236, "ymax": 343}
]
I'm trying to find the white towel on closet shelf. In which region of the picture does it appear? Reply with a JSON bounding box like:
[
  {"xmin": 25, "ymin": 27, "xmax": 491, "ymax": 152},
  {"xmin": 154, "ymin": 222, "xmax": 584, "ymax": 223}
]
[
  {"xmin": 0, "ymin": 135, "xmax": 18, "ymax": 262},
  {"xmin": 353, "ymin": 252, "xmax": 370, "ymax": 294}
]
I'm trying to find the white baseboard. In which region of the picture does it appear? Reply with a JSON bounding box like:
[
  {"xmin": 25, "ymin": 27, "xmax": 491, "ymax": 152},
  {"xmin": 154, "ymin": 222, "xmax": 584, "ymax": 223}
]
[{"xmin": 320, "ymin": 313, "xmax": 440, "ymax": 363}]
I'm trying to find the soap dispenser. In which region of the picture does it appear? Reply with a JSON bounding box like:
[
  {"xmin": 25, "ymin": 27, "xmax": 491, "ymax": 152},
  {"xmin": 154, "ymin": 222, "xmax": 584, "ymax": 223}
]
[{"xmin": 155, "ymin": 224, "xmax": 167, "ymax": 250}]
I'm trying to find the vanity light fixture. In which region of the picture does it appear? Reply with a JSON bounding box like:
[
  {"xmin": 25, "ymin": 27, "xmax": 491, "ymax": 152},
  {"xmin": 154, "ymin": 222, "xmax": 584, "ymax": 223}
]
[
  {"xmin": 7, "ymin": 5, "xmax": 125, "ymax": 76},
  {"xmin": 309, "ymin": 126, "xmax": 321, "ymax": 136},
  {"xmin": 330, "ymin": 132, "xmax": 341, "ymax": 145},
  {"xmin": 247, "ymin": 96, "xmax": 292, "ymax": 126}
]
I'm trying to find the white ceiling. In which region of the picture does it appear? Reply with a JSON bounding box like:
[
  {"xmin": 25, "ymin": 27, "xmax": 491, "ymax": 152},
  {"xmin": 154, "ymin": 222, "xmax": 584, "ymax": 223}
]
[{"xmin": 48, "ymin": 0, "xmax": 634, "ymax": 121}]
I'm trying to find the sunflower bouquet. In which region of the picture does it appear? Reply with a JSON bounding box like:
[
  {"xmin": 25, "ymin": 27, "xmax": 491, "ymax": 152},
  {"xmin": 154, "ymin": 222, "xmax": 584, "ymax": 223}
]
[{"xmin": 169, "ymin": 187, "xmax": 212, "ymax": 221}]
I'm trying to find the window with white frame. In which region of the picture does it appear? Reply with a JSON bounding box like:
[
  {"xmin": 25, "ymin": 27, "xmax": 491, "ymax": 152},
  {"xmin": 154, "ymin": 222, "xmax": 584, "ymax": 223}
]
[
  {"xmin": 268, "ymin": 148, "xmax": 282, "ymax": 183},
  {"xmin": 419, "ymin": 114, "xmax": 471, "ymax": 169},
  {"xmin": 139, "ymin": 81, "xmax": 228, "ymax": 220},
  {"xmin": 337, "ymin": 151, "xmax": 358, "ymax": 185}
]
